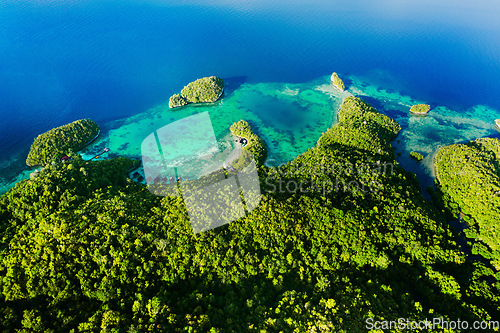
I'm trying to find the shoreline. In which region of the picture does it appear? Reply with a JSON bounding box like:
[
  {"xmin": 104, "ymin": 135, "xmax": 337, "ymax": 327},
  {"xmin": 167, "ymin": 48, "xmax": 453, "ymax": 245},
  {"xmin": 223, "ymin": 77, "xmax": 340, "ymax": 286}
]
[
  {"xmin": 74, "ymin": 129, "xmax": 101, "ymax": 159},
  {"xmin": 330, "ymin": 72, "xmax": 345, "ymax": 92},
  {"xmin": 169, "ymin": 88, "xmax": 225, "ymax": 109},
  {"xmin": 409, "ymin": 104, "xmax": 431, "ymax": 115},
  {"xmin": 409, "ymin": 111, "xmax": 429, "ymax": 116},
  {"xmin": 330, "ymin": 77, "xmax": 343, "ymax": 92},
  {"xmin": 331, "ymin": 83, "xmax": 343, "ymax": 92},
  {"xmin": 85, "ymin": 129, "xmax": 101, "ymax": 147},
  {"xmin": 3, "ymin": 74, "xmax": 500, "ymax": 198}
]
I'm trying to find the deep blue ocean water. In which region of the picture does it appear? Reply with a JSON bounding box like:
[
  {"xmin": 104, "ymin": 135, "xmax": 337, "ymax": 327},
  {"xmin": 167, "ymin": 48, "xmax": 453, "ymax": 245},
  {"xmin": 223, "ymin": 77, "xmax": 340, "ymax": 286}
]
[{"xmin": 1, "ymin": 0, "xmax": 500, "ymax": 191}]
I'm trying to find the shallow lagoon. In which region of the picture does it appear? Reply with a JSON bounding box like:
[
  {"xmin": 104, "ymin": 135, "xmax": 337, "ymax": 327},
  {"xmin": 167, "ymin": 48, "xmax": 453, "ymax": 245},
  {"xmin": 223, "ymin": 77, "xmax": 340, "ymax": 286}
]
[
  {"xmin": 1, "ymin": 74, "xmax": 498, "ymax": 195},
  {"xmin": 347, "ymin": 74, "xmax": 499, "ymax": 191},
  {"xmin": 79, "ymin": 76, "xmax": 347, "ymax": 170},
  {"xmin": 3, "ymin": 0, "xmax": 500, "ymax": 194}
]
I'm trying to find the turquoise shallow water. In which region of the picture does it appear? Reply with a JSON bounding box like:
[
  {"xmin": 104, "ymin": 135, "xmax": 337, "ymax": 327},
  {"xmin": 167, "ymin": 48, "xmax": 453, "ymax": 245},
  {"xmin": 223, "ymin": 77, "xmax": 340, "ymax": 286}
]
[
  {"xmin": 347, "ymin": 73, "xmax": 499, "ymax": 191},
  {"xmin": 0, "ymin": 74, "xmax": 498, "ymax": 194},
  {"xmin": 80, "ymin": 76, "xmax": 347, "ymax": 169},
  {"xmin": 3, "ymin": 1, "xmax": 500, "ymax": 195}
]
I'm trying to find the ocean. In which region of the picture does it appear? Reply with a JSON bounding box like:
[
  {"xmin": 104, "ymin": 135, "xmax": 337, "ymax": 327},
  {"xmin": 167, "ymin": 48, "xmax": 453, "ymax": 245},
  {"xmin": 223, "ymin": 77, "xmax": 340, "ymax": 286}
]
[{"xmin": 1, "ymin": 0, "xmax": 500, "ymax": 193}]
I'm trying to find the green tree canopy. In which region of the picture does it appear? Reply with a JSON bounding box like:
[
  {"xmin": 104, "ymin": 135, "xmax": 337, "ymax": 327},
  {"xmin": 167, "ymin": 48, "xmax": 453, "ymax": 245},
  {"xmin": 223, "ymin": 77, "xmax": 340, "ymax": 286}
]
[
  {"xmin": 435, "ymin": 138, "xmax": 500, "ymax": 274},
  {"xmin": 1, "ymin": 98, "xmax": 498, "ymax": 331},
  {"xmin": 330, "ymin": 72, "xmax": 345, "ymax": 92},
  {"xmin": 410, "ymin": 104, "xmax": 431, "ymax": 115},
  {"xmin": 170, "ymin": 76, "xmax": 225, "ymax": 108},
  {"xmin": 26, "ymin": 119, "xmax": 100, "ymax": 166}
]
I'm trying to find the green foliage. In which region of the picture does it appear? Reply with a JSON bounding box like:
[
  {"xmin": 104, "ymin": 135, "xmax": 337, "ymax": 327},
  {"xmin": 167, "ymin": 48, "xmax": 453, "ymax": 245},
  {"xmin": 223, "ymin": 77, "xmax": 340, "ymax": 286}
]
[
  {"xmin": 330, "ymin": 72, "xmax": 345, "ymax": 91},
  {"xmin": 410, "ymin": 104, "xmax": 431, "ymax": 114},
  {"xmin": 230, "ymin": 120, "xmax": 267, "ymax": 168},
  {"xmin": 169, "ymin": 76, "xmax": 224, "ymax": 108},
  {"xmin": 410, "ymin": 151, "xmax": 424, "ymax": 161},
  {"xmin": 1, "ymin": 97, "xmax": 498, "ymax": 331},
  {"xmin": 318, "ymin": 96, "xmax": 400, "ymax": 158},
  {"xmin": 181, "ymin": 76, "xmax": 224, "ymax": 103},
  {"xmin": 435, "ymin": 138, "xmax": 500, "ymax": 274},
  {"xmin": 168, "ymin": 93, "xmax": 188, "ymax": 108},
  {"xmin": 26, "ymin": 119, "xmax": 100, "ymax": 166}
]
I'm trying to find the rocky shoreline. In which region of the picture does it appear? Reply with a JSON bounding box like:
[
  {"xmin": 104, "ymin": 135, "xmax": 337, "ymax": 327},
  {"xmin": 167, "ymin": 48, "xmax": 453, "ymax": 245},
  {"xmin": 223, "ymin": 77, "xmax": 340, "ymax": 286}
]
[{"xmin": 330, "ymin": 72, "xmax": 345, "ymax": 92}]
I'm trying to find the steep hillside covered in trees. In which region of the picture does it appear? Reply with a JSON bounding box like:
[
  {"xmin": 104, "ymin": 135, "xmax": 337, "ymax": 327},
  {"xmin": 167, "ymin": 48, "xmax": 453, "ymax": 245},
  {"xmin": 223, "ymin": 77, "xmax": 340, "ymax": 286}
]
[
  {"xmin": 26, "ymin": 119, "xmax": 100, "ymax": 166},
  {"xmin": 1, "ymin": 97, "xmax": 498, "ymax": 332},
  {"xmin": 435, "ymin": 138, "xmax": 500, "ymax": 277}
]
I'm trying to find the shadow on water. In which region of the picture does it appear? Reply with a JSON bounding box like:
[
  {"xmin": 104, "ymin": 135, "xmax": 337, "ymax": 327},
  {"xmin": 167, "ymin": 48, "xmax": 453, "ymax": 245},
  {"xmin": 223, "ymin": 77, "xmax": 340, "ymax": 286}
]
[
  {"xmin": 357, "ymin": 95, "xmax": 409, "ymax": 120},
  {"xmin": 438, "ymin": 131, "xmax": 500, "ymax": 147},
  {"xmin": 342, "ymin": 77, "xmax": 354, "ymax": 90},
  {"xmin": 483, "ymin": 131, "xmax": 500, "ymax": 140},
  {"xmin": 223, "ymin": 76, "xmax": 248, "ymax": 96},
  {"xmin": 358, "ymin": 95, "xmax": 387, "ymax": 111},
  {"xmin": 449, "ymin": 215, "xmax": 494, "ymax": 271},
  {"xmin": 430, "ymin": 184, "xmax": 495, "ymax": 278}
]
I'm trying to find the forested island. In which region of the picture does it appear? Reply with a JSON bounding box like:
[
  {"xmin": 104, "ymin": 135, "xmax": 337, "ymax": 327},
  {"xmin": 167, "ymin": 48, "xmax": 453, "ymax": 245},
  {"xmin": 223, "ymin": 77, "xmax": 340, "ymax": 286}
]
[
  {"xmin": 169, "ymin": 76, "xmax": 225, "ymax": 108},
  {"xmin": 410, "ymin": 151, "xmax": 424, "ymax": 161},
  {"xmin": 230, "ymin": 120, "xmax": 267, "ymax": 168},
  {"xmin": 1, "ymin": 96, "xmax": 498, "ymax": 331},
  {"xmin": 26, "ymin": 119, "xmax": 100, "ymax": 166},
  {"xmin": 409, "ymin": 103, "xmax": 431, "ymax": 115},
  {"xmin": 434, "ymin": 138, "xmax": 500, "ymax": 275},
  {"xmin": 330, "ymin": 72, "xmax": 345, "ymax": 92}
]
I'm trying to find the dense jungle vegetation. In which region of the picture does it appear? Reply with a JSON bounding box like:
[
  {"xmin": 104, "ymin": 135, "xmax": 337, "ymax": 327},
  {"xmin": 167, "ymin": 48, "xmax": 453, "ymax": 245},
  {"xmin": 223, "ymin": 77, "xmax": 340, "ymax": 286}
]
[
  {"xmin": 230, "ymin": 120, "xmax": 267, "ymax": 168},
  {"xmin": 168, "ymin": 94, "xmax": 189, "ymax": 108},
  {"xmin": 169, "ymin": 76, "xmax": 224, "ymax": 108},
  {"xmin": 26, "ymin": 119, "xmax": 100, "ymax": 167},
  {"xmin": 434, "ymin": 138, "xmax": 500, "ymax": 278},
  {"xmin": 1, "ymin": 97, "xmax": 499, "ymax": 332}
]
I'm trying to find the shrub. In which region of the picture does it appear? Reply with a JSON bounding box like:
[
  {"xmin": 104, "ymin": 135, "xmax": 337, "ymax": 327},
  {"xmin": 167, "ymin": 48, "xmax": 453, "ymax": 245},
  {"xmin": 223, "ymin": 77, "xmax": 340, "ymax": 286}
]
[
  {"xmin": 330, "ymin": 72, "xmax": 345, "ymax": 91},
  {"xmin": 410, "ymin": 151, "xmax": 424, "ymax": 161},
  {"xmin": 410, "ymin": 104, "xmax": 431, "ymax": 114},
  {"xmin": 169, "ymin": 76, "xmax": 224, "ymax": 108},
  {"xmin": 169, "ymin": 94, "xmax": 188, "ymax": 108}
]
